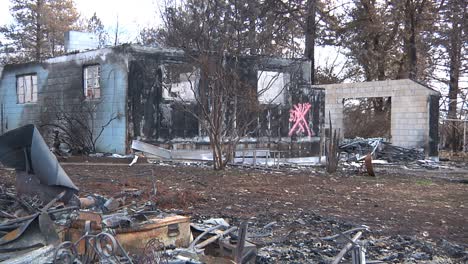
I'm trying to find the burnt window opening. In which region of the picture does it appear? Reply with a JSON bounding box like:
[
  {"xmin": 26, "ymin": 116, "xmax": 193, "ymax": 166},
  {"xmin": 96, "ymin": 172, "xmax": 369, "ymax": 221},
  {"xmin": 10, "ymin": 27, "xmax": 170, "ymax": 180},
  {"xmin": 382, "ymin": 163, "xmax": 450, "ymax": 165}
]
[
  {"xmin": 16, "ymin": 74, "xmax": 38, "ymax": 104},
  {"xmin": 257, "ymin": 71, "xmax": 289, "ymax": 105},
  {"xmin": 343, "ymin": 97, "xmax": 391, "ymax": 139},
  {"xmin": 163, "ymin": 65, "xmax": 199, "ymax": 102},
  {"xmin": 83, "ymin": 64, "xmax": 101, "ymax": 99}
]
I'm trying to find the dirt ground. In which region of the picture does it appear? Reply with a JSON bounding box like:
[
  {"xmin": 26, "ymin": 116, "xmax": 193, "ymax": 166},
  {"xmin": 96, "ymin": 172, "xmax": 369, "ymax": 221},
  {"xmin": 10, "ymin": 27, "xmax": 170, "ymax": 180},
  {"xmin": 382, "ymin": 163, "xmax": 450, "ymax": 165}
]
[
  {"xmin": 51, "ymin": 161, "xmax": 468, "ymax": 245},
  {"xmin": 0, "ymin": 159, "xmax": 466, "ymax": 262}
]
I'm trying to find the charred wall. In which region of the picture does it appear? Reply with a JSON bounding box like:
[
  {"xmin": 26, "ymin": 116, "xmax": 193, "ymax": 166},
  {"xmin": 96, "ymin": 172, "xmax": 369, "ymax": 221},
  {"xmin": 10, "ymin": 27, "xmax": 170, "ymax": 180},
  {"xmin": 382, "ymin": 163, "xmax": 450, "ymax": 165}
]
[
  {"xmin": 127, "ymin": 50, "xmax": 325, "ymax": 156},
  {"xmin": 127, "ymin": 59, "xmax": 163, "ymax": 140},
  {"xmin": 0, "ymin": 45, "xmax": 325, "ymax": 155},
  {"xmin": 127, "ymin": 51, "xmax": 199, "ymax": 143},
  {"xmin": 428, "ymin": 95, "xmax": 439, "ymax": 156}
]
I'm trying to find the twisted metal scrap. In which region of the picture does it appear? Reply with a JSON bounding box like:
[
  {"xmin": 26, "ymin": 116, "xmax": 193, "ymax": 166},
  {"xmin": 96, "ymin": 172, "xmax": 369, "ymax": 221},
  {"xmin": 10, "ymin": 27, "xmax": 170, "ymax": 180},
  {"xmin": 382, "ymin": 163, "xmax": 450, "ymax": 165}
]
[
  {"xmin": 139, "ymin": 238, "xmax": 168, "ymax": 264},
  {"xmin": 53, "ymin": 241, "xmax": 78, "ymax": 264},
  {"xmin": 53, "ymin": 232, "xmax": 133, "ymax": 264}
]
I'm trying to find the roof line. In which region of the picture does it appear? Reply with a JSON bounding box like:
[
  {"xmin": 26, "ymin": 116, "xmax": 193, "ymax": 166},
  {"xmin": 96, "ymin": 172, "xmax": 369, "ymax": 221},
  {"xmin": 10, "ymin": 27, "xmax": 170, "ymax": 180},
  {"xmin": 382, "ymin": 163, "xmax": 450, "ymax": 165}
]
[
  {"xmin": 409, "ymin": 78, "xmax": 441, "ymax": 94},
  {"xmin": 314, "ymin": 78, "xmax": 441, "ymax": 95}
]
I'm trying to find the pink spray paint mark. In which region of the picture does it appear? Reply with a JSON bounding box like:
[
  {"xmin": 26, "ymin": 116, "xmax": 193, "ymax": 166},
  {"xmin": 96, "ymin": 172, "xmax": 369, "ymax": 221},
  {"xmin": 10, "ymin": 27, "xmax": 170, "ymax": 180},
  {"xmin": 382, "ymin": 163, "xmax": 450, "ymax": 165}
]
[{"xmin": 288, "ymin": 103, "xmax": 313, "ymax": 137}]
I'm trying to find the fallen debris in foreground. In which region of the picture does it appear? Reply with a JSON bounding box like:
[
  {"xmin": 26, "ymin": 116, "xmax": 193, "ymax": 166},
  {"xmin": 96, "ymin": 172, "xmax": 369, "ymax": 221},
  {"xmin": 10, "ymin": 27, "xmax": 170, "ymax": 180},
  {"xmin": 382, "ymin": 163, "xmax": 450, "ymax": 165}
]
[
  {"xmin": 0, "ymin": 125, "xmax": 78, "ymax": 204},
  {"xmin": 0, "ymin": 182, "xmax": 260, "ymax": 263},
  {"xmin": 1, "ymin": 175, "xmax": 467, "ymax": 263},
  {"xmin": 251, "ymin": 211, "xmax": 467, "ymax": 263},
  {"xmin": 0, "ymin": 127, "xmax": 466, "ymax": 263}
]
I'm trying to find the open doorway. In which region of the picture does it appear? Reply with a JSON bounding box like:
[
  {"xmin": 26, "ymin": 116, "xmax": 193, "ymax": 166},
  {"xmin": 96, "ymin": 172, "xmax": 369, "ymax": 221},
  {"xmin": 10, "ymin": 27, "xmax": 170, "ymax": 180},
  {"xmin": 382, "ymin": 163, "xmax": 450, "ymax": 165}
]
[{"xmin": 343, "ymin": 97, "xmax": 391, "ymax": 139}]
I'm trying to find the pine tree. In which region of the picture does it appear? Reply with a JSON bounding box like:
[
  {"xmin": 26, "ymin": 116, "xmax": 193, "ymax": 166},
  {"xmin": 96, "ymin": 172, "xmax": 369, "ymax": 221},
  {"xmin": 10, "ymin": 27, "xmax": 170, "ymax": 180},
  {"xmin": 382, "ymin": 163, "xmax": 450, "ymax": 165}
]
[
  {"xmin": 46, "ymin": 0, "xmax": 80, "ymax": 56},
  {"xmin": 0, "ymin": 0, "xmax": 79, "ymax": 62},
  {"xmin": 433, "ymin": 0, "xmax": 467, "ymax": 150},
  {"xmin": 86, "ymin": 13, "xmax": 108, "ymax": 48}
]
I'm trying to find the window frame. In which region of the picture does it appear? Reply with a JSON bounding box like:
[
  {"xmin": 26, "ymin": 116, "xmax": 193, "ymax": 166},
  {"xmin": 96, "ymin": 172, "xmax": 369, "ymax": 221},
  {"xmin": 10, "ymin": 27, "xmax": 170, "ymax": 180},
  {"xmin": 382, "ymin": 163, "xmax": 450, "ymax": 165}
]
[
  {"xmin": 16, "ymin": 73, "xmax": 38, "ymax": 104},
  {"xmin": 83, "ymin": 64, "xmax": 101, "ymax": 100}
]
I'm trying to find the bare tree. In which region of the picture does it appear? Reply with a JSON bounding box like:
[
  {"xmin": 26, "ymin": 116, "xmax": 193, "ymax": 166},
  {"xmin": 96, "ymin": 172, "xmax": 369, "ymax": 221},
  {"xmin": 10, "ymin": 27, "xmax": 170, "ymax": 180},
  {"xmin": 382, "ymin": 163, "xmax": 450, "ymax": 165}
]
[
  {"xmin": 40, "ymin": 98, "xmax": 121, "ymax": 154},
  {"xmin": 85, "ymin": 12, "xmax": 108, "ymax": 48},
  {"xmin": 162, "ymin": 53, "xmax": 290, "ymax": 170},
  {"xmin": 139, "ymin": 0, "xmax": 298, "ymax": 170}
]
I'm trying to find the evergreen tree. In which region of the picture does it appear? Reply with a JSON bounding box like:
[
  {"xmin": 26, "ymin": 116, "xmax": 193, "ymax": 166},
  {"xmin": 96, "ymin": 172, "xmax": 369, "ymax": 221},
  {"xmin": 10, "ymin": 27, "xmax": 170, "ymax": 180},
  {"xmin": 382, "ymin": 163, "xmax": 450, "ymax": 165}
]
[
  {"xmin": 433, "ymin": 0, "xmax": 467, "ymax": 150},
  {"xmin": 86, "ymin": 12, "xmax": 108, "ymax": 48},
  {"xmin": 0, "ymin": 0, "xmax": 79, "ymax": 62}
]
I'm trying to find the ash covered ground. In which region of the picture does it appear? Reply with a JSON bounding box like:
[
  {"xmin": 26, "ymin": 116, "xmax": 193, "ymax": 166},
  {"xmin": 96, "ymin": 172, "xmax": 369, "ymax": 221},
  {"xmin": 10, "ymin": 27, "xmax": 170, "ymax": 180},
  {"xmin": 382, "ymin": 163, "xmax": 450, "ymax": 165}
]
[{"xmin": 1, "ymin": 159, "xmax": 466, "ymax": 263}]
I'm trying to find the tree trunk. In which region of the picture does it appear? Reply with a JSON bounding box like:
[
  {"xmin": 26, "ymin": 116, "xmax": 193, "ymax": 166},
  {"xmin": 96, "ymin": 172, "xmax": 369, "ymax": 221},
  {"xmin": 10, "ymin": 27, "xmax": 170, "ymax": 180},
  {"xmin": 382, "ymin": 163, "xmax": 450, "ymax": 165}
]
[
  {"xmin": 447, "ymin": 0, "xmax": 463, "ymax": 151},
  {"xmin": 211, "ymin": 135, "xmax": 225, "ymax": 170},
  {"xmin": 363, "ymin": 39, "xmax": 372, "ymax": 81},
  {"xmin": 248, "ymin": 2, "xmax": 257, "ymax": 55},
  {"xmin": 408, "ymin": 21, "xmax": 417, "ymax": 79},
  {"xmin": 305, "ymin": 0, "xmax": 316, "ymax": 84},
  {"xmin": 375, "ymin": 39, "xmax": 386, "ymax": 80},
  {"xmin": 35, "ymin": 0, "xmax": 44, "ymax": 61},
  {"xmin": 404, "ymin": 0, "xmax": 418, "ymax": 79}
]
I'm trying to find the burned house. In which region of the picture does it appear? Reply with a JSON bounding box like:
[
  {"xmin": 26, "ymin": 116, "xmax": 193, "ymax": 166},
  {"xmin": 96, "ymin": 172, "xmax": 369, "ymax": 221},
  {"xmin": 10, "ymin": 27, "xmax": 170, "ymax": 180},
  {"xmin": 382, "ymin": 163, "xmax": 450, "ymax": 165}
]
[{"xmin": 0, "ymin": 44, "xmax": 324, "ymax": 155}]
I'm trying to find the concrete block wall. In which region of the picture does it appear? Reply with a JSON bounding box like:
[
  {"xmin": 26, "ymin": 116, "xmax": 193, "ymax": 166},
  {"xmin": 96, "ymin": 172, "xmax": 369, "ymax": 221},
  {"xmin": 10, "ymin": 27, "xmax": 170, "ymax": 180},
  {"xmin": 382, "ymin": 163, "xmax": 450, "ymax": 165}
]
[
  {"xmin": 319, "ymin": 79, "xmax": 440, "ymax": 150},
  {"xmin": 0, "ymin": 49, "xmax": 128, "ymax": 154},
  {"xmin": 88, "ymin": 60, "xmax": 128, "ymax": 154},
  {"xmin": 0, "ymin": 64, "xmax": 49, "ymax": 132}
]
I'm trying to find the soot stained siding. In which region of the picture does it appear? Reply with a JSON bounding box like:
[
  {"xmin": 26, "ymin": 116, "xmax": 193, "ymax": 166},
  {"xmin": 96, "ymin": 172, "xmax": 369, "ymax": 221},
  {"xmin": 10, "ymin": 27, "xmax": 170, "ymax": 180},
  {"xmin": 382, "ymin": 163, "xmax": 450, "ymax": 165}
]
[
  {"xmin": 1, "ymin": 44, "xmax": 324, "ymax": 154},
  {"xmin": 127, "ymin": 60, "xmax": 163, "ymax": 140},
  {"xmin": 127, "ymin": 55, "xmax": 199, "ymax": 142},
  {"xmin": 171, "ymin": 104, "xmax": 199, "ymax": 138},
  {"xmin": 295, "ymin": 86, "xmax": 325, "ymax": 137},
  {"xmin": 127, "ymin": 52, "xmax": 324, "ymax": 144},
  {"xmin": 0, "ymin": 49, "xmax": 128, "ymax": 154}
]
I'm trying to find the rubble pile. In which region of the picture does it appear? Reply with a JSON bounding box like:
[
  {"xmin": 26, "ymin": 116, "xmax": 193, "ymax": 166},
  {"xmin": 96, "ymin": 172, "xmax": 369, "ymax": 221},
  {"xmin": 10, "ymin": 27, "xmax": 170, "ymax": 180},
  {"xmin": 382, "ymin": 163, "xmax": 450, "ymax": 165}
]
[
  {"xmin": 340, "ymin": 138, "xmax": 424, "ymax": 163},
  {"xmin": 0, "ymin": 181, "xmax": 259, "ymax": 263},
  {"xmin": 1, "ymin": 185, "xmax": 467, "ymax": 263},
  {"xmin": 376, "ymin": 142, "xmax": 425, "ymax": 162},
  {"xmin": 0, "ymin": 125, "xmax": 466, "ymax": 263},
  {"xmin": 245, "ymin": 212, "xmax": 467, "ymax": 264},
  {"xmin": 0, "ymin": 126, "xmax": 257, "ymax": 263}
]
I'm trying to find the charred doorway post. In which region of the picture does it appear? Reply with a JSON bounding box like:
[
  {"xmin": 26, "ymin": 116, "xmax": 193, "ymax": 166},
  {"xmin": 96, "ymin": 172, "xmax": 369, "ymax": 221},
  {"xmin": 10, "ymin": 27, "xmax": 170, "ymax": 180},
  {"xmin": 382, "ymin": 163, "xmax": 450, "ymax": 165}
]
[{"xmin": 428, "ymin": 95, "xmax": 439, "ymax": 157}]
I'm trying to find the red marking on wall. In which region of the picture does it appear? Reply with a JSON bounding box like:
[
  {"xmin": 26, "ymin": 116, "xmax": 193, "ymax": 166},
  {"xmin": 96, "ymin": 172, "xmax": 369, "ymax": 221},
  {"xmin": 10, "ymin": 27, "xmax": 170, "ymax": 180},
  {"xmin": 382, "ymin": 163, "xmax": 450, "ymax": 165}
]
[{"xmin": 288, "ymin": 103, "xmax": 313, "ymax": 137}]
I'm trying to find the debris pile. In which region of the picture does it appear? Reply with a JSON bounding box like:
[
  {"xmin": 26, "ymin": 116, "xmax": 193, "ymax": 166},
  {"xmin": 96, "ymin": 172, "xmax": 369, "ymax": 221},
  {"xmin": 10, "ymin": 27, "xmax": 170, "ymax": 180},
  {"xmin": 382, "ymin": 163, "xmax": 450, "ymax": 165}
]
[
  {"xmin": 0, "ymin": 125, "xmax": 260, "ymax": 263},
  {"xmin": 0, "ymin": 125, "xmax": 466, "ymax": 263},
  {"xmin": 0, "ymin": 181, "xmax": 261, "ymax": 263},
  {"xmin": 340, "ymin": 138, "xmax": 424, "ymax": 162},
  {"xmin": 248, "ymin": 211, "xmax": 467, "ymax": 263},
  {"xmin": 2, "ymin": 182, "xmax": 466, "ymax": 263}
]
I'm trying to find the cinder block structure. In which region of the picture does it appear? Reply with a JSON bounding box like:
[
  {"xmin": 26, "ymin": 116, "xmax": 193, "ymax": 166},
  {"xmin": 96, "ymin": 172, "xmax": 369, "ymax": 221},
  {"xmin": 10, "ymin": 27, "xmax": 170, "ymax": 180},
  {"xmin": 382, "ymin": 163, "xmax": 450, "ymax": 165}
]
[{"xmin": 318, "ymin": 79, "xmax": 440, "ymax": 156}]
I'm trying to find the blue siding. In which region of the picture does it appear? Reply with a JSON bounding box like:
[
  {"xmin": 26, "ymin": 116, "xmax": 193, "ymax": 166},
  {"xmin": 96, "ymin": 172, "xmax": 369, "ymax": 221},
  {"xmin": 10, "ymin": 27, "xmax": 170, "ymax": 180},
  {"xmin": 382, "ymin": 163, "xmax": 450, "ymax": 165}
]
[
  {"xmin": 0, "ymin": 64, "xmax": 49, "ymax": 132},
  {"xmin": 0, "ymin": 50, "xmax": 129, "ymax": 154},
  {"xmin": 92, "ymin": 63, "xmax": 128, "ymax": 154}
]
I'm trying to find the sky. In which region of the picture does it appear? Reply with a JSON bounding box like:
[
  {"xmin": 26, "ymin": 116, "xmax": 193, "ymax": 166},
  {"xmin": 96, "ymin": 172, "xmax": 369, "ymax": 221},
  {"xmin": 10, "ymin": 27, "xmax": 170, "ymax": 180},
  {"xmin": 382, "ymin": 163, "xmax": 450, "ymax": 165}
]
[{"xmin": 0, "ymin": 0, "xmax": 162, "ymax": 42}]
